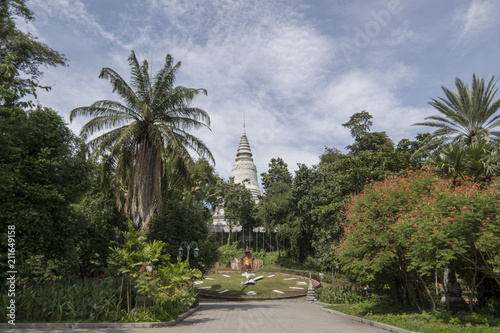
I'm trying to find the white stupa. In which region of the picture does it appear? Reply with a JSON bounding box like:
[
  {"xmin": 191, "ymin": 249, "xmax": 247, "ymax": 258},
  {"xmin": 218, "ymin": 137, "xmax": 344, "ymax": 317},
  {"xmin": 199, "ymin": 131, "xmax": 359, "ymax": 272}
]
[
  {"xmin": 231, "ymin": 122, "xmax": 260, "ymax": 201},
  {"xmin": 211, "ymin": 121, "xmax": 261, "ymax": 232}
]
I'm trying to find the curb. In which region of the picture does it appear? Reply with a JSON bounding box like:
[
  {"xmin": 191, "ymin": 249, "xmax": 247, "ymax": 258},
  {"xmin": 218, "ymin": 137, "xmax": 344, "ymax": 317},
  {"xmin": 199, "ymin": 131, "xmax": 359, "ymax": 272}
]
[
  {"xmin": 320, "ymin": 307, "xmax": 416, "ymax": 333},
  {"xmin": 0, "ymin": 305, "xmax": 200, "ymax": 329}
]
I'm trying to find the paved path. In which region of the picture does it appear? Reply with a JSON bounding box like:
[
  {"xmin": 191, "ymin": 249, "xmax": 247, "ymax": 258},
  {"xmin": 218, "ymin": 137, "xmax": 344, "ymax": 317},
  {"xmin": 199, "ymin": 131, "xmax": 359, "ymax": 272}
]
[{"xmin": 11, "ymin": 299, "xmax": 391, "ymax": 333}]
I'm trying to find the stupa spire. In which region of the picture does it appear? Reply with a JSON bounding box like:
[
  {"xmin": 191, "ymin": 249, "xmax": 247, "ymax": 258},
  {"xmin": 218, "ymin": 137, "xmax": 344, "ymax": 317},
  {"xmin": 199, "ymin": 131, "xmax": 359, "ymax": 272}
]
[
  {"xmin": 231, "ymin": 118, "xmax": 260, "ymax": 200},
  {"xmin": 235, "ymin": 120, "xmax": 253, "ymax": 163}
]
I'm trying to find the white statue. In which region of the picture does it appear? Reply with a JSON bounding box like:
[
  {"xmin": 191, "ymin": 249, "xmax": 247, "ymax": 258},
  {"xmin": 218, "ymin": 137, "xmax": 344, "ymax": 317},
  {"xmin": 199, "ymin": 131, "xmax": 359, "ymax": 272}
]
[{"xmin": 241, "ymin": 272, "xmax": 256, "ymax": 286}]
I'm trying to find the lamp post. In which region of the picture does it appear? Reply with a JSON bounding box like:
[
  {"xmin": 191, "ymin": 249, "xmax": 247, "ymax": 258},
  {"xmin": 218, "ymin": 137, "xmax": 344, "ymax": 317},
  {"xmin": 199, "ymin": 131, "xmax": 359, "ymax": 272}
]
[{"xmin": 178, "ymin": 241, "xmax": 199, "ymax": 262}]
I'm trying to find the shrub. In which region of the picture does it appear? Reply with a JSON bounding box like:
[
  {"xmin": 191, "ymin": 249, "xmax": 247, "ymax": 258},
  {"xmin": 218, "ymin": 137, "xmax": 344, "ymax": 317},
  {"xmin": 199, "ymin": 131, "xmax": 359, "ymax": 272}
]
[
  {"xmin": 1, "ymin": 276, "xmax": 125, "ymax": 322},
  {"xmin": 336, "ymin": 168, "xmax": 500, "ymax": 312},
  {"xmin": 317, "ymin": 286, "xmax": 366, "ymax": 304}
]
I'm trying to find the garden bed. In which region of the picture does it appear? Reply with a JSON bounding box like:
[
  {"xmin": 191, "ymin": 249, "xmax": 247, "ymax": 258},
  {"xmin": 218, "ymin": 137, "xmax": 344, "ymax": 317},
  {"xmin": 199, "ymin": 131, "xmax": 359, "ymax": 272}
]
[{"xmin": 197, "ymin": 272, "xmax": 321, "ymax": 300}]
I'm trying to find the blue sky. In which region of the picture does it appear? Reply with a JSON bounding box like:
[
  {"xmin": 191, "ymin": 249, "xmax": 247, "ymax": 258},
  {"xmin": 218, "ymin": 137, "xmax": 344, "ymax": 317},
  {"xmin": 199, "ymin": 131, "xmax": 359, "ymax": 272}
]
[{"xmin": 19, "ymin": 0, "xmax": 500, "ymax": 180}]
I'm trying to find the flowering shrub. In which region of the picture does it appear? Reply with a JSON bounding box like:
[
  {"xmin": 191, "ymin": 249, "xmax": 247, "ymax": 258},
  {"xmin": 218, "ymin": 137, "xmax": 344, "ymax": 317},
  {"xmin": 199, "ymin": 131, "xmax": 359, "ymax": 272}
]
[{"xmin": 337, "ymin": 168, "xmax": 500, "ymax": 312}]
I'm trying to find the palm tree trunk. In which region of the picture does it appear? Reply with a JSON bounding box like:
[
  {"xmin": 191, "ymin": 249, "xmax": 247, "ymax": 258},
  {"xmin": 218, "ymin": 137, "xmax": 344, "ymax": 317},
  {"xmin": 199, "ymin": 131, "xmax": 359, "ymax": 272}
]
[{"xmin": 124, "ymin": 138, "xmax": 162, "ymax": 229}]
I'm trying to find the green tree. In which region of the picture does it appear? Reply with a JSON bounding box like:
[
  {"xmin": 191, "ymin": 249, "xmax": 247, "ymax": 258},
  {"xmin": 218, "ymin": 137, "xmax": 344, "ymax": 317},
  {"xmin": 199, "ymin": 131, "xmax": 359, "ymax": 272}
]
[
  {"xmin": 258, "ymin": 158, "xmax": 293, "ymax": 231},
  {"xmin": 342, "ymin": 111, "xmax": 394, "ymax": 155},
  {"xmin": 314, "ymin": 136, "xmax": 424, "ymax": 273},
  {"xmin": 342, "ymin": 110, "xmax": 373, "ymax": 139},
  {"xmin": 187, "ymin": 158, "xmax": 222, "ymax": 211},
  {"xmin": 258, "ymin": 158, "xmax": 293, "ymax": 257},
  {"xmin": 220, "ymin": 180, "xmax": 257, "ymax": 245},
  {"xmin": 0, "ymin": 107, "xmax": 91, "ymax": 280},
  {"xmin": 0, "ymin": 0, "xmax": 66, "ymax": 106},
  {"xmin": 73, "ymin": 162, "xmax": 125, "ymax": 277},
  {"xmin": 147, "ymin": 201, "xmax": 218, "ymax": 274},
  {"xmin": 260, "ymin": 157, "xmax": 292, "ymax": 191},
  {"xmin": 395, "ymin": 133, "xmax": 434, "ymax": 167},
  {"xmin": 414, "ymin": 74, "xmax": 500, "ymax": 147},
  {"xmin": 70, "ymin": 51, "xmax": 213, "ymax": 229}
]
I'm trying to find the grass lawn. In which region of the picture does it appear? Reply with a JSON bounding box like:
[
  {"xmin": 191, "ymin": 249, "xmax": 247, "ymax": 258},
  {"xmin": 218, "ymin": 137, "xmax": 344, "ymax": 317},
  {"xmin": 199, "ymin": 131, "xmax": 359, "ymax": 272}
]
[
  {"xmin": 197, "ymin": 272, "xmax": 318, "ymax": 298},
  {"xmin": 327, "ymin": 298, "xmax": 500, "ymax": 333}
]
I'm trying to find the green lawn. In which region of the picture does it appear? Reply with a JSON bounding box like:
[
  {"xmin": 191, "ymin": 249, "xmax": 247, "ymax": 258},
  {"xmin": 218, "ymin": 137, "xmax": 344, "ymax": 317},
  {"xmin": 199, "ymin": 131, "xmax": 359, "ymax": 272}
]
[{"xmin": 197, "ymin": 272, "xmax": 318, "ymax": 298}]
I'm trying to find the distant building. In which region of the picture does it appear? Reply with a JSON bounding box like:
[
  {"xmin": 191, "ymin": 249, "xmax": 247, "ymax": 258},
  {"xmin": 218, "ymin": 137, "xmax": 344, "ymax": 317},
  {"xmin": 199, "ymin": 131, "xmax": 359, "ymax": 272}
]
[{"xmin": 211, "ymin": 122, "xmax": 261, "ymax": 233}]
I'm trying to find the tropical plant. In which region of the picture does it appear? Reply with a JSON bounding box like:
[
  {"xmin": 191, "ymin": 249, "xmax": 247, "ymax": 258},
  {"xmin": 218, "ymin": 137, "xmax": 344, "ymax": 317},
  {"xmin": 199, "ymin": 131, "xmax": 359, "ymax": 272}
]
[
  {"xmin": 428, "ymin": 141, "xmax": 500, "ymax": 183},
  {"xmin": 70, "ymin": 50, "xmax": 213, "ymax": 229},
  {"xmin": 414, "ymin": 74, "xmax": 500, "ymax": 147},
  {"xmin": 107, "ymin": 225, "xmax": 202, "ymax": 314}
]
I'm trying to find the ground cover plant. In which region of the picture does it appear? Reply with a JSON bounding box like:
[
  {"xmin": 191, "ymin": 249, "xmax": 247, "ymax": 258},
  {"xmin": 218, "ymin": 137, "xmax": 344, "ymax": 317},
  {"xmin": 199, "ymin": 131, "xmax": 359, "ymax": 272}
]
[
  {"xmin": 197, "ymin": 272, "xmax": 317, "ymax": 298},
  {"xmin": 328, "ymin": 296, "xmax": 500, "ymax": 333}
]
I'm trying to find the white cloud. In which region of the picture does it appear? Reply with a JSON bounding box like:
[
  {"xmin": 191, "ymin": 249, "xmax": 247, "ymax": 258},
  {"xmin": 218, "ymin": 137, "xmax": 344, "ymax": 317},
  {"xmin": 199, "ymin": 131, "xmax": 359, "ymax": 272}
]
[
  {"xmin": 454, "ymin": 0, "xmax": 498, "ymax": 43},
  {"xmin": 384, "ymin": 20, "xmax": 416, "ymax": 46},
  {"xmin": 19, "ymin": 0, "xmax": 498, "ymax": 183},
  {"xmin": 24, "ymin": 0, "xmax": 123, "ymax": 46}
]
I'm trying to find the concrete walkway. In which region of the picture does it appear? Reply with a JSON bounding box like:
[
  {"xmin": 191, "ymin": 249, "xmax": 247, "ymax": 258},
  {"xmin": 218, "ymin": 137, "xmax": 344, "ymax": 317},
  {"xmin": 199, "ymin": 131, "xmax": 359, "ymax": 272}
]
[{"xmin": 10, "ymin": 299, "xmax": 394, "ymax": 333}]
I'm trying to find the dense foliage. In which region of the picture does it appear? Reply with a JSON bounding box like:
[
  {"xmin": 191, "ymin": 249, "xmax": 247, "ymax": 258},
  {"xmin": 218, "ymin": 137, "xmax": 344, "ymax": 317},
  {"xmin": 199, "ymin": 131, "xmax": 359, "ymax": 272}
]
[
  {"xmin": 70, "ymin": 51, "xmax": 213, "ymax": 229},
  {"xmin": 337, "ymin": 168, "xmax": 500, "ymax": 312},
  {"xmin": 0, "ymin": 107, "xmax": 92, "ymax": 280},
  {"xmin": 256, "ymin": 113, "xmax": 428, "ymax": 267}
]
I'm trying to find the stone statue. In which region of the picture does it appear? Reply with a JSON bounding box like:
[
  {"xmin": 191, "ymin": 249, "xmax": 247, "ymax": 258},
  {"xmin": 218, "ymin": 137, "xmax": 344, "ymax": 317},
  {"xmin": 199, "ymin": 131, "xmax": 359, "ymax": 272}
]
[{"xmin": 441, "ymin": 266, "xmax": 465, "ymax": 310}]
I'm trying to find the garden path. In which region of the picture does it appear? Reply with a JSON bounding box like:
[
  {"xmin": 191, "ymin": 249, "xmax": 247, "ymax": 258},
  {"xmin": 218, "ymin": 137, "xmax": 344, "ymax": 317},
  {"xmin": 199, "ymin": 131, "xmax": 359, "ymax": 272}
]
[{"xmin": 12, "ymin": 299, "xmax": 393, "ymax": 333}]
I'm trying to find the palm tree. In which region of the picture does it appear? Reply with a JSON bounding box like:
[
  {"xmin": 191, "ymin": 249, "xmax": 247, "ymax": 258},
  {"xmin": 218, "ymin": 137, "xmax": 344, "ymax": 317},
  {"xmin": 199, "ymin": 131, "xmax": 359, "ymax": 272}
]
[
  {"xmin": 70, "ymin": 50, "xmax": 213, "ymax": 229},
  {"xmin": 414, "ymin": 74, "xmax": 500, "ymax": 147}
]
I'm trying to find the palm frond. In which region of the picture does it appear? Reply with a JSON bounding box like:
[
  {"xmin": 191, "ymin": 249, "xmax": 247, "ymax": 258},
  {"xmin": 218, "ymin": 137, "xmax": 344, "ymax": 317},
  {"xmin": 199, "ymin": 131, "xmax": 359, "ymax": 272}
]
[
  {"xmin": 70, "ymin": 50, "xmax": 212, "ymax": 229},
  {"xmin": 99, "ymin": 66, "xmax": 141, "ymax": 110}
]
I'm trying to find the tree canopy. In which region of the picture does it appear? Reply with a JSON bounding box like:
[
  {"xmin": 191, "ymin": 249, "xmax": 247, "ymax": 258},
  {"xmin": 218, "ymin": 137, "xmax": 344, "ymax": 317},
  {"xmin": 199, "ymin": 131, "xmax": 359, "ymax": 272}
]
[
  {"xmin": 70, "ymin": 51, "xmax": 213, "ymax": 229},
  {"xmin": 0, "ymin": 0, "xmax": 66, "ymax": 107}
]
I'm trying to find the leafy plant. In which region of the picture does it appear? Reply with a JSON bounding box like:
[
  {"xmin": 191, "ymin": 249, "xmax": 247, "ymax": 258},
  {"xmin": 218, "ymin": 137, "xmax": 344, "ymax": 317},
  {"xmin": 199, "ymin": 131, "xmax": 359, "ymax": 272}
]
[
  {"xmin": 107, "ymin": 224, "xmax": 202, "ymax": 316},
  {"xmin": 317, "ymin": 286, "xmax": 366, "ymax": 304}
]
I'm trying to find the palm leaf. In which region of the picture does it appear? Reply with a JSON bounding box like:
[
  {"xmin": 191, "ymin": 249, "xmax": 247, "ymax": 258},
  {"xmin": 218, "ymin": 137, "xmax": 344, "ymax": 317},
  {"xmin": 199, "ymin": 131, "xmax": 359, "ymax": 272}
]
[{"xmin": 70, "ymin": 50, "xmax": 213, "ymax": 229}]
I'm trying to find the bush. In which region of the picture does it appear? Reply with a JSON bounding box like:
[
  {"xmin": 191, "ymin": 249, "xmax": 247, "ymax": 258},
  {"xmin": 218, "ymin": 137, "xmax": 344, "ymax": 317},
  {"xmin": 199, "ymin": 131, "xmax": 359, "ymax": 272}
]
[
  {"xmin": 217, "ymin": 243, "xmax": 241, "ymax": 268},
  {"xmin": 337, "ymin": 168, "xmax": 500, "ymax": 311},
  {"xmin": 317, "ymin": 286, "xmax": 366, "ymax": 304},
  {"xmin": 1, "ymin": 276, "xmax": 126, "ymax": 322}
]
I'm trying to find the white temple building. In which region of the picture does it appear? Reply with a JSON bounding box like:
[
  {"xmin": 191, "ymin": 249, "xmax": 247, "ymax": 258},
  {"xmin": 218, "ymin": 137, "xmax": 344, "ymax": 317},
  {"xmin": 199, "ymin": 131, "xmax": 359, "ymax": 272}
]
[{"xmin": 210, "ymin": 122, "xmax": 262, "ymax": 233}]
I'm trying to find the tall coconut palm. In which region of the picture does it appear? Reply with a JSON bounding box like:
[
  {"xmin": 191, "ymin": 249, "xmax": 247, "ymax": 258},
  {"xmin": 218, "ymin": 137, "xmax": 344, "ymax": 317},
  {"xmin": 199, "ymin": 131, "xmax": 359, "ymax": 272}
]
[
  {"xmin": 70, "ymin": 50, "xmax": 213, "ymax": 229},
  {"xmin": 414, "ymin": 74, "xmax": 500, "ymax": 147}
]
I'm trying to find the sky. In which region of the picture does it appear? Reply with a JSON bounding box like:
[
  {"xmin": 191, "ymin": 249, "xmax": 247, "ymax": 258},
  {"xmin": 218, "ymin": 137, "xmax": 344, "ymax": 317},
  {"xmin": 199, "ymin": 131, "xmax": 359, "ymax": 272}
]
[{"xmin": 18, "ymin": 0, "xmax": 500, "ymax": 181}]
